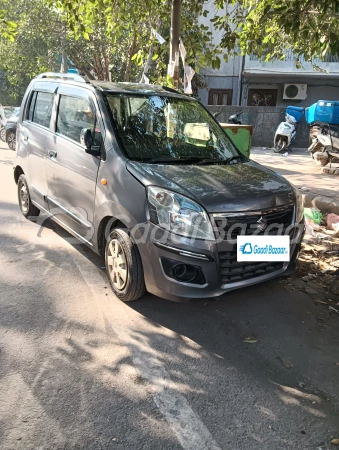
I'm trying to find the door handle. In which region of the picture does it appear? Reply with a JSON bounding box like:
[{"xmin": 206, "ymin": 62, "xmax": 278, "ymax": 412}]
[
  {"xmin": 48, "ymin": 149, "xmax": 57, "ymax": 158},
  {"xmin": 23, "ymin": 135, "xmax": 28, "ymax": 142}
]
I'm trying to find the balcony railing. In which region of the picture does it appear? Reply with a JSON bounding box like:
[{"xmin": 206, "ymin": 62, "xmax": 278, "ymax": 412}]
[{"xmin": 250, "ymin": 50, "xmax": 339, "ymax": 63}]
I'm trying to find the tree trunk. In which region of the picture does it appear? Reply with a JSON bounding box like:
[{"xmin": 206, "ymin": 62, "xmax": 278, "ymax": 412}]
[
  {"xmin": 60, "ymin": 23, "xmax": 68, "ymax": 73},
  {"xmin": 124, "ymin": 34, "xmax": 137, "ymax": 82},
  {"xmin": 103, "ymin": 47, "xmax": 110, "ymax": 81},
  {"xmin": 169, "ymin": 0, "xmax": 181, "ymax": 89},
  {"xmin": 69, "ymin": 53, "xmax": 96, "ymax": 80},
  {"xmin": 94, "ymin": 53, "xmax": 104, "ymax": 80}
]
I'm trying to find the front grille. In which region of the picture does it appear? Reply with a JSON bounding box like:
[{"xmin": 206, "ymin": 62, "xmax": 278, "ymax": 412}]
[
  {"xmin": 214, "ymin": 204, "xmax": 294, "ymax": 240},
  {"xmin": 219, "ymin": 251, "xmax": 284, "ymax": 284}
]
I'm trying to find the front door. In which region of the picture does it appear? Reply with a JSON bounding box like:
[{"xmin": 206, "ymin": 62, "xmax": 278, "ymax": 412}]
[{"xmin": 46, "ymin": 87, "xmax": 103, "ymax": 244}]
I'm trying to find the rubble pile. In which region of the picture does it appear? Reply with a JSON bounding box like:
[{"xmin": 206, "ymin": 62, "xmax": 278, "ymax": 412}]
[{"xmin": 287, "ymin": 211, "xmax": 339, "ymax": 311}]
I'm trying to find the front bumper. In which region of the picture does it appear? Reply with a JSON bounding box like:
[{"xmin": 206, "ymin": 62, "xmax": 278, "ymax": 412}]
[{"xmin": 135, "ymin": 221, "xmax": 305, "ymax": 302}]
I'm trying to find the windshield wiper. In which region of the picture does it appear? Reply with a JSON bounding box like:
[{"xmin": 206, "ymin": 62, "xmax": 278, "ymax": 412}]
[
  {"xmin": 196, "ymin": 156, "xmax": 242, "ymax": 165},
  {"xmin": 136, "ymin": 155, "xmax": 242, "ymax": 165},
  {"xmin": 139, "ymin": 156, "xmax": 208, "ymax": 164}
]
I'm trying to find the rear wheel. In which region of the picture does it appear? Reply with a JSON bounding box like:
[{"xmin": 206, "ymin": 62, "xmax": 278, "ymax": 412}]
[
  {"xmin": 105, "ymin": 228, "xmax": 146, "ymax": 302},
  {"xmin": 7, "ymin": 131, "xmax": 16, "ymax": 151},
  {"xmin": 0, "ymin": 127, "xmax": 5, "ymax": 142},
  {"xmin": 273, "ymin": 138, "xmax": 287, "ymax": 153},
  {"xmin": 17, "ymin": 174, "xmax": 40, "ymax": 220}
]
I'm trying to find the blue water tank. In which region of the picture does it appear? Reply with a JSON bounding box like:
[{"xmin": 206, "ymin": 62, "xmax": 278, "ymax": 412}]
[{"xmin": 286, "ymin": 106, "xmax": 304, "ymax": 123}]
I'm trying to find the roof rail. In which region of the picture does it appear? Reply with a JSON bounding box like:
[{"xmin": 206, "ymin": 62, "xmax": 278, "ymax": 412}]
[{"xmin": 36, "ymin": 72, "xmax": 89, "ymax": 83}]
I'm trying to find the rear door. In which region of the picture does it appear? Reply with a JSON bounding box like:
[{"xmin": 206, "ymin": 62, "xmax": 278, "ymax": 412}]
[
  {"xmin": 19, "ymin": 85, "xmax": 57, "ymax": 212},
  {"xmin": 46, "ymin": 86, "xmax": 103, "ymax": 243}
]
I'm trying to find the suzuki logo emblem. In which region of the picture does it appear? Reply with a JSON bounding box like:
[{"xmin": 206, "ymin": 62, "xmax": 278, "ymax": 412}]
[{"xmin": 256, "ymin": 216, "xmax": 268, "ymax": 232}]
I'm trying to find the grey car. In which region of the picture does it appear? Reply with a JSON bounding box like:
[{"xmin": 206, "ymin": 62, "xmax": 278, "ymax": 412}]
[{"xmin": 14, "ymin": 72, "xmax": 304, "ymax": 302}]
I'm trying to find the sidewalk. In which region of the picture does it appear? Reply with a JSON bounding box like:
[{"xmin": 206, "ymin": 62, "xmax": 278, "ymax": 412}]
[{"xmin": 251, "ymin": 147, "xmax": 339, "ymax": 215}]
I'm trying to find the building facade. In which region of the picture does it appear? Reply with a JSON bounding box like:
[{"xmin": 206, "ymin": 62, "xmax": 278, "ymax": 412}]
[{"xmin": 198, "ymin": 8, "xmax": 339, "ymax": 108}]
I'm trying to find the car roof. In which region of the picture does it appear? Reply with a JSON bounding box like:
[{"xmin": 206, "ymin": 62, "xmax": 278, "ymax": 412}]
[{"xmin": 34, "ymin": 73, "xmax": 193, "ymax": 100}]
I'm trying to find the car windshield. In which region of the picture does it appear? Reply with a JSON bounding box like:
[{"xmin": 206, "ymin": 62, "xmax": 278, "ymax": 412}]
[{"xmin": 106, "ymin": 94, "xmax": 242, "ymax": 163}]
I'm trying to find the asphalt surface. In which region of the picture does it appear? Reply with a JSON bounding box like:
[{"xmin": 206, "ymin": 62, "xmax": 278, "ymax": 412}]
[{"xmin": 0, "ymin": 141, "xmax": 338, "ymax": 450}]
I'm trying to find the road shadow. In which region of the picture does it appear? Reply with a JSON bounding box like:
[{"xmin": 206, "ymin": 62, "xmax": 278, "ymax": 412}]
[{"xmin": 1, "ymin": 210, "xmax": 338, "ymax": 449}]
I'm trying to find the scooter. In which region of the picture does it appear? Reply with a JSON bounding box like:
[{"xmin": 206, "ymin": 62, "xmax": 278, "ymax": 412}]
[
  {"xmin": 273, "ymin": 113, "xmax": 297, "ymax": 153},
  {"xmin": 213, "ymin": 111, "xmax": 243, "ymax": 124},
  {"xmin": 308, "ymin": 123, "xmax": 339, "ymax": 166}
]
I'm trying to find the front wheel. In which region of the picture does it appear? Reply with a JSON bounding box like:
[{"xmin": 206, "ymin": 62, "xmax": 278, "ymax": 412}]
[
  {"xmin": 105, "ymin": 228, "xmax": 146, "ymax": 302},
  {"xmin": 273, "ymin": 138, "xmax": 287, "ymax": 153},
  {"xmin": 17, "ymin": 174, "xmax": 40, "ymax": 220},
  {"xmin": 7, "ymin": 131, "xmax": 16, "ymax": 151},
  {"xmin": 0, "ymin": 127, "xmax": 5, "ymax": 142}
]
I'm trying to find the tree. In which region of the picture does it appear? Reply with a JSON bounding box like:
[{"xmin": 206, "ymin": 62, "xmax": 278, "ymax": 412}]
[
  {"xmin": 0, "ymin": 0, "xmax": 145, "ymax": 103},
  {"xmin": 51, "ymin": 0, "xmax": 223, "ymax": 86},
  {"xmin": 0, "ymin": 0, "xmax": 61, "ymax": 103},
  {"xmin": 212, "ymin": 0, "xmax": 339, "ymax": 65}
]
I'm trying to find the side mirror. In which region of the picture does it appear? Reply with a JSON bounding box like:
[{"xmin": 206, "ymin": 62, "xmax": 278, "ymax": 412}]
[{"xmin": 80, "ymin": 128, "xmax": 101, "ymax": 157}]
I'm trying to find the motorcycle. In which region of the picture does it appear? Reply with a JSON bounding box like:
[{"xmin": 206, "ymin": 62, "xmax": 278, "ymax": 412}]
[
  {"xmin": 308, "ymin": 123, "xmax": 339, "ymax": 166},
  {"xmin": 273, "ymin": 113, "xmax": 297, "ymax": 153}
]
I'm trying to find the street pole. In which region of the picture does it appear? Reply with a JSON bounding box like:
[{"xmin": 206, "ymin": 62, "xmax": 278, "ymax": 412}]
[{"xmin": 169, "ymin": 0, "xmax": 181, "ymax": 90}]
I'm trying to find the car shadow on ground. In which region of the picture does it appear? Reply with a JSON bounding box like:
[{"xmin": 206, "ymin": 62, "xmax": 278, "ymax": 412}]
[
  {"xmin": 46, "ymin": 217, "xmax": 339, "ymax": 406},
  {"xmin": 4, "ymin": 212, "xmax": 338, "ymax": 449}
]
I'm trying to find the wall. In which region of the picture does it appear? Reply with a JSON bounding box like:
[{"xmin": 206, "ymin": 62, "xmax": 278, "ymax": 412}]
[
  {"xmin": 242, "ymin": 76, "xmax": 339, "ymax": 107},
  {"xmin": 207, "ymin": 105, "xmax": 310, "ymax": 148},
  {"xmin": 198, "ymin": 73, "xmax": 241, "ymax": 106}
]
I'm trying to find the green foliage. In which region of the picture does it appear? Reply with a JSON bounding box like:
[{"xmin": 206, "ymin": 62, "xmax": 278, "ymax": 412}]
[
  {"xmin": 0, "ymin": 8, "xmax": 17, "ymax": 41},
  {"xmin": 213, "ymin": 0, "xmax": 339, "ymax": 64},
  {"xmin": 0, "ymin": 0, "xmax": 61, "ymax": 104},
  {"xmin": 2, "ymin": 0, "xmax": 339, "ymax": 93},
  {"xmin": 51, "ymin": 0, "xmax": 223, "ymax": 88}
]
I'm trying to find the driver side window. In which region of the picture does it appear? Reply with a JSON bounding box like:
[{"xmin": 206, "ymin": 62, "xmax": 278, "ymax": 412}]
[{"xmin": 57, "ymin": 95, "xmax": 102, "ymax": 146}]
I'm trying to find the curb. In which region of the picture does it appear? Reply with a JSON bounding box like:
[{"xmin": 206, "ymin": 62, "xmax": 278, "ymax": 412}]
[{"xmin": 303, "ymin": 192, "xmax": 339, "ymax": 216}]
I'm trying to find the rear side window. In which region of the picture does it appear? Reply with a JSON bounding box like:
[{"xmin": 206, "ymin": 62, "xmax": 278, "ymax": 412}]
[
  {"xmin": 32, "ymin": 92, "xmax": 55, "ymax": 128},
  {"xmin": 57, "ymin": 95, "xmax": 102, "ymax": 145}
]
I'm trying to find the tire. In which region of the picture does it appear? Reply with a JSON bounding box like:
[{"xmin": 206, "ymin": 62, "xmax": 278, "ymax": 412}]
[
  {"xmin": 0, "ymin": 127, "xmax": 5, "ymax": 142},
  {"xmin": 7, "ymin": 131, "xmax": 16, "ymax": 151},
  {"xmin": 17, "ymin": 174, "xmax": 40, "ymax": 220},
  {"xmin": 273, "ymin": 138, "xmax": 287, "ymax": 153},
  {"xmin": 105, "ymin": 228, "xmax": 146, "ymax": 302}
]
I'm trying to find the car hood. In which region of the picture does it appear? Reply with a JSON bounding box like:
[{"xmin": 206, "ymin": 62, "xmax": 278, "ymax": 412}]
[
  {"xmin": 6, "ymin": 117, "xmax": 18, "ymax": 125},
  {"xmin": 127, "ymin": 160, "xmax": 295, "ymax": 213}
]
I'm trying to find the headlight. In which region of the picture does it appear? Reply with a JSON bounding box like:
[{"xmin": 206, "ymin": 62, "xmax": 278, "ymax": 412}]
[
  {"xmin": 147, "ymin": 186, "xmax": 215, "ymax": 240},
  {"xmin": 293, "ymin": 186, "xmax": 304, "ymax": 223}
]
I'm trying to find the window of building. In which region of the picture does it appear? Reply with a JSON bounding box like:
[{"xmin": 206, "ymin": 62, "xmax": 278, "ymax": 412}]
[
  {"xmin": 208, "ymin": 89, "xmax": 233, "ymax": 106},
  {"xmin": 57, "ymin": 95, "xmax": 102, "ymax": 145},
  {"xmin": 247, "ymin": 89, "xmax": 277, "ymax": 107},
  {"xmin": 31, "ymin": 92, "xmax": 55, "ymax": 128}
]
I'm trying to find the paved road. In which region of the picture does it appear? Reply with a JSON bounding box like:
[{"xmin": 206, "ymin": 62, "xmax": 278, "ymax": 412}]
[
  {"xmin": 251, "ymin": 147, "xmax": 339, "ymax": 203},
  {"xmin": 0, "ymin": 141, "xmax": 338, "ymax": 450}
]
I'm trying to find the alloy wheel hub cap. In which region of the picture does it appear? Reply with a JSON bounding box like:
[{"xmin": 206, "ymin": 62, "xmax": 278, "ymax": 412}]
[
  {"xmin": 107, "ymin": 239, "xmax": 127, "ymax": 290},
  {"xmin": 20, "ymin": 184, "xmax": 29, "ymax": 212}
]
